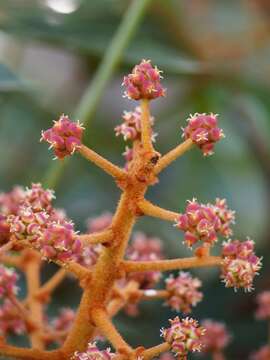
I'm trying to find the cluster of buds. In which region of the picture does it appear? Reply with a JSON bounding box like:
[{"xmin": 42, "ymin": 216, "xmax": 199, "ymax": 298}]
[
  {"xmin": 115, "ymin": 107, "xmax": 156, "ymax": 142},
  {"xmin": 161, "ymin": 317, "xmax": 205, "ymax": 359},
  {"xmin": 38, "ymin": 221, "xmax": 82, "ymax": 262},
  {"xmin": 250, "ymin": 346, "xmax": 270, "ymax": 360},
  {"xmin": 41, "ymin": 114, "xmax": 84, "ymax": 159},
  {"xmin": 221, "ymin": 239, "xmax": 262, "ymax": 291},
  {"xmin": 165, "ymin": 272, "xmax": 203, "ymax": 313},
  {"xmin": 201, "ymin": 319, "xmax": 231, "ymax": 355},
  {"xmin": 182, "ymin": 113, "xmax": 224, "ymax": 156},
  {"xmin": 255, "ymin": 291, "xmax": 270, "ymax": 320},
  {"xmin": 72, "ymin": 342, "xmax": 115, "ymax": 360},
  {"xmin": 122, "ymin": 59, "xmax": 165, "ymax": 100},
  {"xmin": 0, "ymin": 265, "xmax": 18, "ymax": 299},
  {"xmin": 176, "ymin": 198, "xmax": 235, "ymax": 248},
  {"xmin": 0, "ymin": 299, "xmax": 26, "ymax": 336},
  {"xmin": 126, "ymin": 232, "xmax": 164, "ymax": 289}
]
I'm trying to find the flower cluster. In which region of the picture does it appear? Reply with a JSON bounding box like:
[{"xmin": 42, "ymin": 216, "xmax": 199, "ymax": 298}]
[
  {"xmin": 122, "ymin": 59, "xmax": 165, "ymax": 100},
  {"xmin": 41, "ymin": 115, "xmax": 84, "ymax": 159},
  {"xmin": 201, "ymin": 319, "xmax": 231, "ymax": 354},
  {"xmin": 255, "ymin": 291, "xmax": 270, "ymax": 320},
  {"xmin": 182, "ymin": 113, "xmax": 224, "ymax": 156},
  {"xmin": 161, "ymin": 317, "xmax": 205, "ymax": 359},
  {"xmin": 176, "ymin": 198, "xmax": 234, "ymax": 248},
  {"xmin": 72, "ymin": 342, "xmax": 115, "ymax": 360},
  {"xmin": 250, "ymin": 346, "xmax": 270, "ymax": 360},
  {"xmin": 38, "ymin": 222, "xmax": 82, "ymax": 262},
  {"xmin": 0, "ymin": 299, "xmax": 25, "ymax": 336},
  {"xmin": 165, "ymin": 272, "xmax": 203, "ymax": 313},
  {"xmin": 115, "ymin": 107, "xmax": 156, "ymax": 142},
  {"xmin": 126, "ymin": 232, "xmax": 164, "ymax": 289},
  {"xmin": 221, "ymin": 239, "xmax": 261, "ymax": 291},
  {"xmin": 0, "ymin": 265, "xmax": 18, "ymax": 299}
]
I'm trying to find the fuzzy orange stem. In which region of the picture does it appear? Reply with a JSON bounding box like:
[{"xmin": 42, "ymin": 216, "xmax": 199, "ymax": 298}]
[
  {"xmin": 155, "ymin": 138, "xmax": 193, "ymax": 174},
  {"xmin": 123, "ymin": 256, "xmax": 222, "ymax": 272},
  {"xmin": 142, "ymin": 342, "xmax": 170, "ymax": 359},
  {"xmin": 0, "ymin": 343, "xmax": 63, "ymax": 360},
  {"xmin": 0, "ymin": 254, "xmax": 22, "ymax": 268},
  {"xmin": 140, "ymin": 99, "xmax": 154, "ymax": 152},
  {"xmin": 79, "ymin": 229, "xmax": 114, "ymax": 245},
  {"xmin": 138, "ymin": 199, "xmax": 179, "ymax": 222},
  {"xmin": 140, "ymin": 289, "xmax": 169, "ymax": 300},
  {"xmin": 91, "ymin": 308, "xmax": 132, "ymax": 353},
  {"xmin": 33, "ymin": 268, "xmax": 67, "ymax": 302},
  {"xmin": 79, "ymin": 145, "xmax": 126, "ymax": 179}
]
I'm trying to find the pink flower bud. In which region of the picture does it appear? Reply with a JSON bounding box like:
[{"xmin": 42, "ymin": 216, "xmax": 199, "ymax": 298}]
[
  {"xmin": 72, "ymin": 342, "xmax": 115, "ymax": 360},
  {"xmin": 183, "ymin": 113, "xmax": 224, "ymax": 156},
  {"xmin": 201, "ymin": 319, "xmax": 231, "ymax": 354},
  {"xmin": 0, "ymin": 186, "xmax": 26, "ymax": 216},
  {"xmin": 126, "ymin": 232, "xmax": 164, "ymax": 289},
  {"xmin": 24, "ymin": 183, "xmax": 55, "ymax": 213},
  {"xmin": 165, "ymin": 272, "xmax": 203, "ymax": 313},
  {"xmin": 161, "ymin": 316, "xmax": 205, "ymax": 359},
  {"xmin": 255, "ymin": 291, "xmax": 270, "ymax": 320},
  {"xmin": 0, "ymin": 265, "xmax": 18, "ymax": 299},
  {"xmin": 250, "ymin": 345, "xmax": 270, "ymax": 360},
  {"xmin": 41, "ymin": 115, "xmax": 84, "ymax": 159},
  {"xmin": 123, "ymin": 60, "xmax": 165, "ymax": 100},
  {"xmin": 86, "ymin": 212, "xmax": 113, "ymax": 234},
  {"xmin": 115, "ymin": 107, "xmax": 156, "ymax": 142},
  {"xmin": 221, "ymin": 239, "xmax": 261, "ymax": 291},
  {"xmin": 0, "ymin": 299, "xmax": 26, "ymax": 336},
  {"xmin": 176, "ymin": 198, "xmax": 234, "ymax": 248}
]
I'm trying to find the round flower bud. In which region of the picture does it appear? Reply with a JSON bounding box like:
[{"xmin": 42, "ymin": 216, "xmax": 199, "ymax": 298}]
[
  {"xmin": 255, "ymin": 291, "xmax": 270, "ymax": 320},
  {"xmin": 115, "ymin": 107, "xmax": 156, "ymax": 142},
  {"xmin": 182, "ymin": 113, "xmax": 224, "ymax": 156},
  {"xmin": 126, "ymin": 232, "xmax": 164, "ymax": 289},
  {"xmin": 38, "ymin": 221, "xmax": 82, "ymax": 262},
  {"xmin": 0, "ymin": 265, "xmax": 18, "ymax": 299},
  {"xmin": 176, "ymin": 198, "xmax": 234, "ymax": 248},
  {"xmin": 221, "ymin": 239, "xmax": 261, "ymax": 291},
  {"xmin": 123, "ymin": 59, "xmax": 165, "ymax": 100},
  {"xmin": 201, "ymin": 319, "xmax": 231, "ymax": 354},
  {"xmin": 24, "ymin": 183, "xmax": 55, "ymax": 213},
  {"xmin": 161, "ymin": 316, "xmax": 205, "ymax": 359},
  {"xmin": 165, "ymin": 272, "xmax": 203, "ymax": 313},
  {"xmin": 250, "ymin": 345, "xmax": 270, "ymax": 360},
  {"xmin": 41, "ymin": 114, "xmax": 84, "ymax": 159},
  {"xmin": 0, "ymin": 299, "xmax": 26, "ymax": 336},
  {"xmin": 72, "ymin": 342, "xmax": 115, "ymax": 360}
]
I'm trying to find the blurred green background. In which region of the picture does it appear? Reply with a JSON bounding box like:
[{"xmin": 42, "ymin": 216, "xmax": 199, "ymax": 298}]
[{"xmin": 0, "ymin": 0, "xmax": 270, "ymax": 359}]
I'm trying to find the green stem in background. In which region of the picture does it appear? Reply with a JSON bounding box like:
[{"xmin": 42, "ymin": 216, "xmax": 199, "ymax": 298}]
[{"xmin": 43, "ymin": 0, "xmax": 153, "ymax": 189}]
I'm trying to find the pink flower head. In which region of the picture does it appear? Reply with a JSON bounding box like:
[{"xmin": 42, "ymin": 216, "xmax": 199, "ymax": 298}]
[
  {"xmin": 38, "ymin": 221, "xmax": 82, "ymax": 262},
  {"xmin": 50, "ymin": 307, "xmax": 75, "ymax": 344},
  {"xmin": 201, "ymin": 319, "xmax": 231, "ymax": 354},
  {"xmin": 0, "ymin": 299, "xmax": 25, "ymax": 336},
  {"xmin": 87, "ymin": 212, "xmax": 113, "ymax": 233},
  {"xmin": 24, "ymin": 183, "xmax": 55, "ymax": 213},
  {"xmin": 0, "ymin": 186, "xmax": 26, "ymax": 215},
  {"xmin": 183, "ymin": 113, "xmax": 224, "ymax": 156},
  {"xmin": 221, "ymin": 239, "xmax": 262, "ymax": 291},
  {"xmin": 165, "ymin": 272, "xmax": 203, "ymax": 313},
  {"xmin": 0, "ymin": 265, "xmax": 18, "ymax": 299},
  {"xmin": 115, "ymin": 107, "xmax": 156, "ymax": 142},
  {"xmin": 176, "ymin": 198, "xmax": 234, "ymax": 248},
  {"xmin": 123, "ymin": 59, "xmax": 165, "ymax": 100},
  {"xmin": 8, "ymin": 206, "xmax": 49, "ymax": 244},
  {"xmin": 161, "ymin": 316, "xmax": 206, "ymax": 359},
  {"xmin": 250, "ymin": 346, "xmax": 270, "ymax": 360},
  {"xmin": 72, "ymin": 342, "xmax": 115, "ymax": 360},
  {"xmin": 41, "ymin": 114, "xmax": 84, "ymax": 159},
  {"xmin": 126, "ymin": 232, "xmax": 164, "ymax": 289},
  {"xmin": 75, "ymin": 243, "xmax": 102, "ymax": 268},
  {"xmin": 255, "ymin": 291, "xmax": 270, "ymax": 320}
]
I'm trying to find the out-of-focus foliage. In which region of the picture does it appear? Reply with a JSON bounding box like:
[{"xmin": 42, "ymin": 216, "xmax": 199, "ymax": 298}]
[{"xmin": 0, "ymin": 0, "xmax": 270, "ymax": 358}]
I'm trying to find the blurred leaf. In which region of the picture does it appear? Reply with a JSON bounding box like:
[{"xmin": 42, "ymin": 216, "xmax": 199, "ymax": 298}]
[{"xmin": 0, "ymin": 63, "xmax": 24, "ymax": 92}]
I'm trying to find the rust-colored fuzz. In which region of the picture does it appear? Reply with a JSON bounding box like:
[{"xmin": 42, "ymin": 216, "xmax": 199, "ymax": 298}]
[{"xmin": 0, "ymin": 60, "xmax": 262, "ymax": 360}]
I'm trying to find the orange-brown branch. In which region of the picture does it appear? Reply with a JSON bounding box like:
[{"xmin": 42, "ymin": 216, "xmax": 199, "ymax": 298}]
[
  {"xmin": 79, "ymin": 229, "xmax": 114, "ymax": 245},
  {"xmin": 138, "ymin": 199, "xmax": 179, "ymax": 222},
  {"xmin": 123, "ymin": 256, "xmax": 222, "ymax": 272},
  {"xmin": 142, "ymin": 342, "xmax": 170, "ymax": 360},
  {"xmin": 155, "ymin": 138, "xmax": 193, "ymax": 174},
  {"xmin": 140, "ymin": 99, "xmax": 154, "ymax": 152},
  {"xmin": 79, "ymin": 145, "xmax": 126, "ymax": 179}
]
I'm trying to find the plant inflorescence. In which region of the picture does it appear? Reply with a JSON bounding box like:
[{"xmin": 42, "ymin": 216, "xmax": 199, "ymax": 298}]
[{"xmin": 0, "ymin": 59, "xmax": 263, "ymax": 360}]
